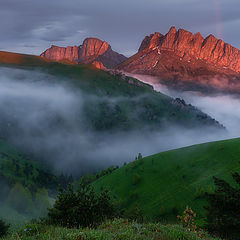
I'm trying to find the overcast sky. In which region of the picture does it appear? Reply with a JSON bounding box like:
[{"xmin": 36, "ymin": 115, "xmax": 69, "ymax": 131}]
[{"xmin": 0, "ymin": 0, "xmax": 240, "ymax": 57}]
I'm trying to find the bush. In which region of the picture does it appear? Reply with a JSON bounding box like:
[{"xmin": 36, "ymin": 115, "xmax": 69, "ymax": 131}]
[
  {"xmin": 46, "ymin": 181, "xmax": 116, "ymax": 228},
  {"xmin": 0, "ymin": 219, "xmax": 9, "ymax": 238},
  {"xmin": 177, "ymin": 206, "xmax": 197, "ymax": 232},
  {"xmin": 205, "ymin": 173, "xmax": 240, "ymax": 239}
]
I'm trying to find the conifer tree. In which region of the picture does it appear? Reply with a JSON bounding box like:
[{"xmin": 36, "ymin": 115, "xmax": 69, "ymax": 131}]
[{"xmin": 205, "ymin": 173, "xmax": 240, "ymax": 239}]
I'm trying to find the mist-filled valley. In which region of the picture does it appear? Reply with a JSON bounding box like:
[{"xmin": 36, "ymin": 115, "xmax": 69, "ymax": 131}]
[
  {"xmin": 2, "ymin": 0, "xmax": 240, "ymax": 238},
  {"xmin": 127, "ymin": 73, "xmax": 240, "ymax": 136},
  {"xmin": 0, "ymin": 63, "xmax": 239, "ymax": 235},
  {"xmin": 0, "ymin": 66, "xmax": 234, "ymax": 177}
]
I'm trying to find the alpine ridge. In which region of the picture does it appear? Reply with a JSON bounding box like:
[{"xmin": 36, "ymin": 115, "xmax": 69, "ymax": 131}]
[
  {"xmin": 138, "ymin": 26, "xmax": 240, "ymax": 72},
  {"xmin": 41, "ymin": 38, "xmax": 127, "ymax": 69},
  {"xmin": 118, "ymin": 26, "xmax": 240, "ymax": 93}
]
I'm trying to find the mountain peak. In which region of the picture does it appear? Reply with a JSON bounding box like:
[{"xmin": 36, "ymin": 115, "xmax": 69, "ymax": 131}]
[
  {"xmin": 138, "ymin": 32, "xmax": 163, "ymax": 52},
  {"xmin": 41, "ymin": 37, "xmax": 126, "ymax": 69},
  {"xmin": 80, "ymin": 38, "xmax": 110, "ymax": 59},
  {"xmin": 168, "ymin": 26, "xmax": 177, "ymax": 35},
  {"xmin": 117, "ymin": 26, "xmax": 240, "ymax": 93},
  {"xmin": 132, "ymin": 26, "xmax": 240, "ymax": 73}
]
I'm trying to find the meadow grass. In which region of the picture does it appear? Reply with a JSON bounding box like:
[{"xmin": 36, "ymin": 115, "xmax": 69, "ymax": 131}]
[
  {"xmin": 3, "ymin": 219, "xmax": 220, "ymax": 240},
  {"xmin": 92, "ymin": 138, "xmax": 240, "ymax": 223}
]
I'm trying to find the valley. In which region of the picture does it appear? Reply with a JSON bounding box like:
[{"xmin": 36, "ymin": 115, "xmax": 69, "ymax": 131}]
[{"xmin": 1, "ymin": 9, "xmax": 240, "ymax": 237}]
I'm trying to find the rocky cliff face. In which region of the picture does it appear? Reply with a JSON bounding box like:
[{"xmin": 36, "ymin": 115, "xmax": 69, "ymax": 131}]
[
  {"xmin": 117, "ymin": 27, "xmax": 240, "ymax": 93},
  {"xmin": 41, "ymin": 38, "xmax": 127, "ymax": 69},
  {"xmin": 137, "ymin": 27, "xmax": 240, "ymax": 72}
]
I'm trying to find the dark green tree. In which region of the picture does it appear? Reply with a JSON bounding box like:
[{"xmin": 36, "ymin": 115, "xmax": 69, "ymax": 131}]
[
  {"xmin": 205, "ymin": 173, "xmax": 240, "ymax": 239},
  {"xmin": 0, "ymin": 219, "xmax": 9, "ymax": 237},
  {"xmin": 47, "ymin": 181, "xmax": 116, "ymax": 228}
]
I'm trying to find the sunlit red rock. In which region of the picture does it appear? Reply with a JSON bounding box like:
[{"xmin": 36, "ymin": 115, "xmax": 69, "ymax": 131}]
[
  {"xmin": 136, "ymin": 27, "xmax": 240, "ymax": 72},
  {"xmin": 91, "ymin": 61, "xmax": 107, "ymax": 70},
  {"xmin": 117, "ymin": 26, "xmax": 240, "ymax": 93},
  {"xmin": 138, "ymin": 32, "xmax": 163, "ymax": 51},
  {"xmin": 40, "ymin": 38, "xmax": 127, "ymax": 69}
]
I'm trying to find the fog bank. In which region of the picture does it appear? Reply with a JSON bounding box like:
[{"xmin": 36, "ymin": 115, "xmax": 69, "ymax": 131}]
[
  {"xmin": 128, "ymin": 73, "xmax": 240, "ymax": 138},
  {"xmin": 0, "ymin": 67, "xmax": 232, "ymax": 175}
]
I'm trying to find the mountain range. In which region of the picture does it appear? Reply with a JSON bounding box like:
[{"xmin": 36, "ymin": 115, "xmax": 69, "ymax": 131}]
[
  {"xmin": 40, "ymin": 27, "xmax": 240, "ymax": 94},
  {"xmin": 117, "ymin": 27, "xmax": 240, "ymax": 94}
]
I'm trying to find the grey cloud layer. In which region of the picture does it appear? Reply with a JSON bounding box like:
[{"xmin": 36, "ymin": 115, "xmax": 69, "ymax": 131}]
[
  {"xmin": 0, "ymin": 67, "xmax": 229, "ymax": 176},
  {"xmin": 0, "ymin": 0, "xmax": 240, "ymax": 56}
]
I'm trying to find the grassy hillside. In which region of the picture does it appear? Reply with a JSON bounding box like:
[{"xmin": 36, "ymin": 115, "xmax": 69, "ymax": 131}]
[
  {"xmin": 0, "ymin": 140, "xmax": 57, "ymax": 190},
  {"xmin": 92, "ymin": 138, "xmax": 240, "ymax": 224},
  {"xmin": 3, "ymin": 219, "xmax": 220, "ymax": 240},
  {"xmin": 0, "ymin": 140, "xmax": 58, "ymax": 228}
]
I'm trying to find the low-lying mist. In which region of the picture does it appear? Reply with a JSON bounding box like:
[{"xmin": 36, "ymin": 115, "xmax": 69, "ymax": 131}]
[
  {"xmin": 0, "ymin": 67, "xmax": 233, "ymax": 176},
  {"xmin": 127, "ymin": 73, "xmax": 240, "ymax": 138}
]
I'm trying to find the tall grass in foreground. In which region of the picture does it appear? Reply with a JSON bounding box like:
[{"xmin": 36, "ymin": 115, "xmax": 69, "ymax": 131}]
[{"xmin": 3, "ymin": 219, "xmax": 220, "ymax": 240}]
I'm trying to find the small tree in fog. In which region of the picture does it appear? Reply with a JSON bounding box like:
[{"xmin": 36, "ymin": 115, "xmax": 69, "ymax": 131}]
[
  {"xmin": 137, "ymin": 153, "xmax": 142, "ymax": 160},
  {"xmin": 7, "ymin": 183, "xmax": 33, "ymax": 213}
]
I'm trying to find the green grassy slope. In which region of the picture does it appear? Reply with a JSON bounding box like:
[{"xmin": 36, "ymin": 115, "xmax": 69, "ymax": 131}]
[
  {"xmin": 0, "ymin": 140, "xmax": 57, "ymax": 228},
  {"xmin": 0, "ymin": 51, "xmax": 222, "ymax": 131},
  {"xmin": 92, "ymin": 138, "xmax": 240, "ymax": 223},
  {"xmin": 0, "ymin": 140, "xmax": 57, "ymax": 189}
]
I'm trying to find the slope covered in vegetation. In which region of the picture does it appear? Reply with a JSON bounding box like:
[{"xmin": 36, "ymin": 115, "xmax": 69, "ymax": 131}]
[
  {"xmin": 92, "ymin": 138, "xmax": 240, "ymax": 224},
  {"xmin": 0, "ymin": 140, "xmax": 58, "ymax": 228},
  {"xmin": 0, "ymin": 50, "xmax": 222, "ymax": 132}
]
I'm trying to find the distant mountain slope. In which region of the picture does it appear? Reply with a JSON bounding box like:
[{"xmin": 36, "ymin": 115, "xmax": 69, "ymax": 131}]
[
  {"xmin": 0, "ymin": 50, "xmax": 50, "ymax": 66},
  {"xmin": 92, "ymin": 138, "xmax": 240, "ymax": 223},
  {"xmin": 117, "ymin": 27, "xmax": 240, "ymax": 94},
  {"xmin": 0, "ymin": 139, "xmax": 59, "ymax": 227},
  {"xmin": 0, "ymin": 51, "xmax": 223, "ymax": 132},
  {"xmin": 40, "ymin": 38, "xmax": 127, "ymax": 69},
  {"xmin": 0, "ymin": 51, "xmax": 225, "ymax": 175},
  {"xmin": 0, "ymin": 140, "xmax": 57, "ymax": 191}
]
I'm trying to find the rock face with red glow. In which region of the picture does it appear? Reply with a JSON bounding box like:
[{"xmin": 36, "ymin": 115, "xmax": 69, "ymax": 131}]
[
  {"xmin": 118, "ymin": 27, "xmax": 240, "ymax": 93},
  {"xmin": 91, "ymin": 61, "xmax": 107, "ymax": 70},
  {"xmin": 41, "ymin": 38, "xmax": 127, "ymax": 69}
]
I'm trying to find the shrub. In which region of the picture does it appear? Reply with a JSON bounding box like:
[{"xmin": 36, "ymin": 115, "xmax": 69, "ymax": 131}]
[
  {"xmin": 177, "ymin": 206, "xmax": 197, "ymax": 232},
  {"xmin": 0, "ymin": 219, "xmax": 9, "ymax": 238},
  {"xmin": 46, "ymin": 181, "xmax": 116, "ymax": 228},
  {"xmin": 205, "ymin": 173, "xmax": 240, "ymax": 239}
]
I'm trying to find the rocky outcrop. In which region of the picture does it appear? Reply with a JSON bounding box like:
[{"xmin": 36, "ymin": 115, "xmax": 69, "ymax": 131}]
[
  {"xmin": 136, "ymin": 27, "xmax": 240, "ymax": 72},
  {"xmin": 41, "ymin": 38, "xmax": 127, "ymax": 69},
  {"xmin": 118, "ymin": 27, "xmax": 240, "ymax": 94},
  {"xmin": 91, "ymin": 61, "xmax": 107, "ymax": 70}
]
